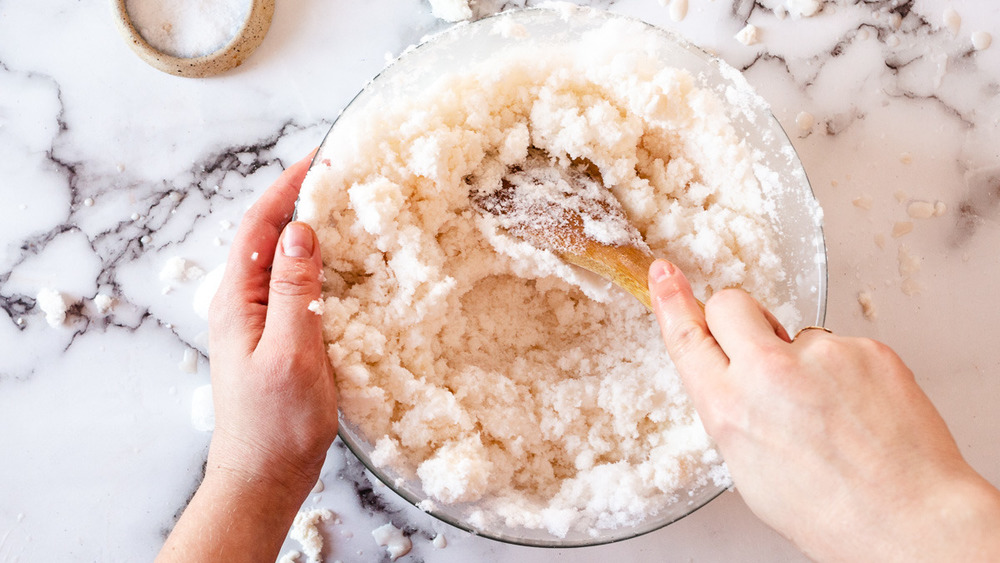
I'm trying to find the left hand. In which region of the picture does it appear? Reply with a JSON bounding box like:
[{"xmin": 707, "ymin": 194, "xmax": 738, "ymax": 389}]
[{"xmin": 206, "ymin": 153, "xmax": 338, "ymax": 497}]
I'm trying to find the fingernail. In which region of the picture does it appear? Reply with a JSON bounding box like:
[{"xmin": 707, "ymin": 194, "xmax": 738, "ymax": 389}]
[
  {"xmin": 651, "ymin": 260, "xmax": 676, "ymax": 283},
  {"xmin": 281, "ymin": 222, "xmax": 314, "ymax": 258}
]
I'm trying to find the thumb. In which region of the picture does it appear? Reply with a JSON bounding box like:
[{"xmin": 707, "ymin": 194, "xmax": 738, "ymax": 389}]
[
  {"xmin": 648, "ymin": 259, "xmax": 728, "ymax": 401},
  {"xmin": 260, "ymin": 221, "xmax": 324, "ymax": 350}
]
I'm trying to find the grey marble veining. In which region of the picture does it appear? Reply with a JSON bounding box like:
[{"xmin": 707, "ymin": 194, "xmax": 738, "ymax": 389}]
[{"xmin": 1, "ymin": 0, "xmax": 999, "ymax": 562}]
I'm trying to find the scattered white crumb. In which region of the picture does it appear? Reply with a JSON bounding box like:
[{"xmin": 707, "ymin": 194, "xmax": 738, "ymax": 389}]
[
  {"xmin": 858, "ymin": 291, "xmax": 877, "ymax": 321},
  {"xmin": 250, "ymin": 251, "xmax": 259, "ymax": 261},
  {"xmin": 669, "ymin": 0, "xmax": 689, "ymax": 23},
  {"xmin": 934, "ymin": 201, "xmax": 947, "ymax": 216},
  {"xmin": 371, "ymin": 523, "xmax": 412, "ymax": 561},
  {"xmin": 428, "ymin": 0, "xmax": 472, "ymax": 22},
  {"xmin": 943, "ymin": 8, "xmax": 961, "ymax": 37},
  {"xmin": 795, "ymin": 111, "xmax": 814, "ymax": 133},
  {"xmin": 906, "ymin": 201, "xmax": 935, "ymax": 219},
  {"xmin": 309, "ymin": 299, "xmax": 326, "ymax": 315},
  {"xmin": 212, "ymin": 185, "xmax": 220, "ymax": 192},
  {"xmin": 83, "ymin": 197, "xmax": 95, "ymax": 207},
  {"xmin": 786, "ymin": 0, "xmax": 821, "ymax": 18},
  {"xmin": 774, "ymin": 4, "xmax": 787, "ymax": 19},
  {"xmin": 117, "ymin": 163, "xmax": 126, "ymax": 173},
  {"xmin": 312, "ymin": 479, "xmax": 325, "ymax": 494},
  {"xmin": 36, "ymin": 288, "xmax": 69, "ymax": 327},
  {"xmin": 191, "ymin": 384, "xmax": 214, "ymax": 431},
  {"xmin": 432, "ymin": 533, "xmax": 447, "ymax": 549},
  {"xmin": 277, "ymin": 551, "xmax": 301, "ymax": 563},
  {"xmin": 972, "ymin": 31, "xmax": 992, "ymax": 51},
  {"xmin": 219, "ymin": 219, "xmax": 234, "ymax": 231},
  {"xmin": 886, "ymin": 34, "xmax": 901, "ymax": 48},
  {"xmin": 94, "ymin": 293, "xmax": 114, "ymax": 315},
  {"xmin": 853, "ymin": 195, "xmax": 873, "ymax": 210},
  {"xmin": 130, "ymin": 212, "xmax": 141, "ymax": 221},
  {"xmin": 736, "ymin": 23, "xmax": 760, "ymax": 46},
  {"xmin": 897, "ymin": 246, "xmax": 921, "ymax": 277},
  {"xmin": 15, "ymin": 317, "xmax": 25, "ymax": 326},
  {"xmin": 899, "ymin": 152, "xmax": 912, "ymax": 164},
  {"xmin": 213, "ymin": 237, "xmax": 223, "ymax": 246},
  {"xmin": 901, "ymin": 278, "xmax": 921, "ymax": 296},
  {"xmin": 891, "ymin": 221, "xmax": 914, "ymax": 238},
  {"xmin": 291, "ymin": 509, "xmax": 333, "ymax": 563},
  {"xmin": 140, "ymin": 235, "xmax": 152, "ymax": 245},
  {"xmin": 159, "ymin": 257, "xmax": 206, "ymax": 283},
  {"xmin": 416, "ymin": 499, "xmax": 437, "ymax": 512},
  {"xmin": 162, "ymin": 286, "xmax": 173, "ymax": 295},
  {"xmin": 168, "ymin": 191, "xmax": 182, "ymax": 203},
  {"xmin": 179, "ymin": 347, "xmax": 198, "ymax": 374}
]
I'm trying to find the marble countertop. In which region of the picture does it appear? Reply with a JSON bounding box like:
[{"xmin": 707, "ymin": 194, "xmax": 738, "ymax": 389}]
[{"xmin": 2, "ymin": 0, "xmax": 998, "ymax": 561}]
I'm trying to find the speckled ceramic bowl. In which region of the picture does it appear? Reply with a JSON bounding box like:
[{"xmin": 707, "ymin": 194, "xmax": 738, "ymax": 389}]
[
  {"xmin": 306, "ymin": 5, "xmax": 827, "ymax": 548},
  {"xmin": 111, "ymin": 0, "xmax": 273, "ymax": 78}
]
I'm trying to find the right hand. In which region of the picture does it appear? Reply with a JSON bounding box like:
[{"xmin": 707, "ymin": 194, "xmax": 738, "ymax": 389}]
[{"xmin": 648, "ymin": 259, "xmax": 1000, "ymax": 562}]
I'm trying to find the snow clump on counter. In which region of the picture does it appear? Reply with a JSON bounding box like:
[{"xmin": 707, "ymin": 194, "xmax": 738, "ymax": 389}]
[
  {"xmin": 125, "ymin": 0, "xmax": 251, "ymax": 58},
  {"xmin": 289, "ymin": 508, "xmax": 332, "ymax": 563},
  {"xmin": 298, "ymin": 16, "xmax": 794, "ymax": 537},
  {"xmin": 93, "ymin": 293, "xmax": 115, "ymax": 315},
  {"xmin": 159, "ymin": 256, "xmax": 205, "ymax": 283},
  {"xmin": 371, "ymin": 523, "xmax": 412, "ymax": 560},
  {"xmin": 36, "ymin": 288, "xmax": 70, "ymax": 327}
]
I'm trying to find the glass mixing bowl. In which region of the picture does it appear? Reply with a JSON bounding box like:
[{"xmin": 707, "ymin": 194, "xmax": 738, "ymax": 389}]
[{"xmin": 303, "ymin": 5, "xmax": 827, "ymax": 548}]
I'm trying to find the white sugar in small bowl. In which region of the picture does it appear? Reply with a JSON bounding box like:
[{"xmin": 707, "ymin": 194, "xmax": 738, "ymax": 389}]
[
  {"xmin": 304, "ymin": 6, "xmax": 827, "ymax": 548},
  {"xmin": 111, "ymin": 0, "xmax": 274, "ymax": 78}
]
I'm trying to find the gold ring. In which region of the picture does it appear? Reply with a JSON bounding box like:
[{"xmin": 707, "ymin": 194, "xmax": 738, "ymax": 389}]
[{"xmin": 793, "ymin": 325, "xmax": 834, "ymax": 340}]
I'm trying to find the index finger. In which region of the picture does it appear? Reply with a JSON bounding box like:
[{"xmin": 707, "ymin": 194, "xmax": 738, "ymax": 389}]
[
  {"xmin": 705, "ymin": 289, "xmax": 791, "ymax": 361},
  {"xmin": 648, "ymin": 260, "xmax": 729, "ymax": 401}
]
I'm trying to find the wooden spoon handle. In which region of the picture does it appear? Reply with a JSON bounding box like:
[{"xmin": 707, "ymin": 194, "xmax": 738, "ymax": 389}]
[{"xmin": 562, "ymin": 244, "xmax": 705, "ymax": 312}]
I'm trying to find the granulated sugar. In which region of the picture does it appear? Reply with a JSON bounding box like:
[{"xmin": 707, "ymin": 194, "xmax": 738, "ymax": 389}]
[
  {"xmin": 299, "ymin": 17, "xmax": 794, "ymax": 537},
  {"xmin": 126, "ymin": 0, "xmax": 251, "ymax": 58}
]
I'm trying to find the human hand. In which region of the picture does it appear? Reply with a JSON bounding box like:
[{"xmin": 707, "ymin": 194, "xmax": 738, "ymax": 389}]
[
  {"xmin": 158, "ymin": 154, "xmax": 338, "ymax": 563},
  {"xmin": 648, "ymin": 259, "xmax": 1000, "ymax": 562},
  {"xmin": 207, "ymin": 153, "xmax": 337, "ymax": 498}
]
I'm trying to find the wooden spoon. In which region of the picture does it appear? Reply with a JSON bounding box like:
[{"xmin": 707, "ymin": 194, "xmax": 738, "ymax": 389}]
[{"xmin": 471, "ymin": 151, "xmax": 703, "ymax": 311}]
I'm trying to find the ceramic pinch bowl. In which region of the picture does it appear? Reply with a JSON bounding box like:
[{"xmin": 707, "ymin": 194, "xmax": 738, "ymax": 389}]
[{"xmin": 111, "ymin": 0, "xmax": 274, "ymax": 78}]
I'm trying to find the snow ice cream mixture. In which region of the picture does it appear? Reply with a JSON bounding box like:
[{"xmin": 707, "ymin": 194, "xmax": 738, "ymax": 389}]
[{"xmin": 298, "ymin": 12, "xmax": 797, "ymax": 538}]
